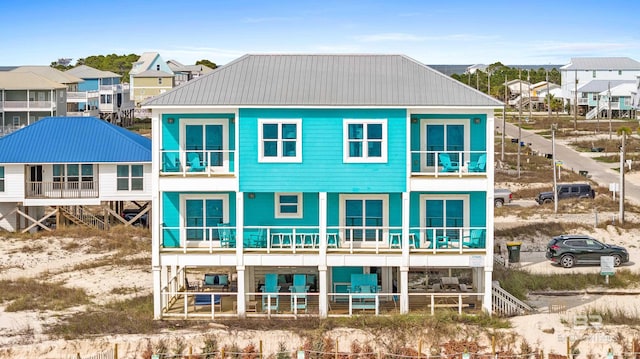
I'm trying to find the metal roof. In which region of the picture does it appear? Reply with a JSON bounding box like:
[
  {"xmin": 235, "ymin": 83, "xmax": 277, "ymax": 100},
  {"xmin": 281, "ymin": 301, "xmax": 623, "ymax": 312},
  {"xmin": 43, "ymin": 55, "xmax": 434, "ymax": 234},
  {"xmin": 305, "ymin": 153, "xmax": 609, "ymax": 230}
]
[
  {"xmin": 561, "ymin": 57, "xmax": 640, "ymax": 70},
  {"xmin": 144, "ymin": 54, "xmax": 503, "ymax": 107},
  {"xmin": 0, "ymin": 117, "xmax": 151, "ymax": 163},
  {"xmin": 10, "ymin": 66, "xmax": 83, "ymax": 84},
  {"xmin": 599, "ymin": 83, "xmax": 636, "ymax": 97},
  {"xmin": 577, "ymin": 80, "xmax": 634, "ymax": 93},
  {"xmin": 65, "ymin": 65, "xmax": 121, "ymax": 79},
  {"xmin": 0, "ymin": 72, "xmax": 66, "ymax": 90},
  {"xmin": 130, "ymin": 52, "xmax": 160, "ymax": 75},
  {"xmin": 133, "ymin": 69, "xmax": 174, "ymax": 77}
]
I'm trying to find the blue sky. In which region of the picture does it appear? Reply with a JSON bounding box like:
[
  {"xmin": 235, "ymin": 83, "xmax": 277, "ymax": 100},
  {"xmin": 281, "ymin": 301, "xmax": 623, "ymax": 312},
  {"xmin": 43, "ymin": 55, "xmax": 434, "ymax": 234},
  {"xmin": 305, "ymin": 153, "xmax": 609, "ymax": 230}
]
[{"xmin": 2, "ymin": 0, "xmax": 639, "ymax": 67}]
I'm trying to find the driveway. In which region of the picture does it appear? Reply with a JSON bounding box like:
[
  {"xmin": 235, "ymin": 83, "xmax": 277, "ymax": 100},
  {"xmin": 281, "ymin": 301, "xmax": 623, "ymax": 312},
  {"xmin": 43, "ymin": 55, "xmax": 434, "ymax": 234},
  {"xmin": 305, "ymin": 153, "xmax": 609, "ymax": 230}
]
[{"xmin": 496, "ymin": 121, "xmax": 640, "ymax": 205}]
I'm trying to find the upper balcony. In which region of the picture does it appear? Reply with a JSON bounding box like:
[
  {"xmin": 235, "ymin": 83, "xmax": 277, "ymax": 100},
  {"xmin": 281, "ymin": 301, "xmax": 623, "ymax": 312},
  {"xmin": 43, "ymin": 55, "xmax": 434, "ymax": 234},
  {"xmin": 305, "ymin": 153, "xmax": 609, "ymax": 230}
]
[
  {"xmin": 410, "ymin": 150, "xmax": 487, "ymax": 177},
  {"xmin": 26, "ymin": 181, "xmax": 99, "ymax": 199},
  {"xmin": 2, "ymin": 100, "xmax": 56, "ymax": 111},
  {"xmin": 160, "ymin": 149, "xmax": 236, "ymax": 176}
]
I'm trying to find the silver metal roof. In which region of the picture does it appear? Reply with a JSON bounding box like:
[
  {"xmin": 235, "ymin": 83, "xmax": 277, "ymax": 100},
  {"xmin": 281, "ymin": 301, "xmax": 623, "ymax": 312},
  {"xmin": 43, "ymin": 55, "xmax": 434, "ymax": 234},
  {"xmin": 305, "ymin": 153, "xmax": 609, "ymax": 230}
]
[
  {"xmin": 144, "ymin": 54, "xmax": 502, "ymax": 107},
  {"xmin": 66, "ymin": 65, "xmax": 120, "ymax": 79},
  {"xmin": 577, "ymin": 80, "xmax": 634, "ymax": 93},
  {"xmin": 11, "ymin": 66, "xmax": 83, "ymax": 84},
  {"xmin": 561, "ymin": 57, "xmax": 640, "ymax": 70},
  {"xmin": 0, "ymin": 72, "xmax": 66, "ymax": 90}
]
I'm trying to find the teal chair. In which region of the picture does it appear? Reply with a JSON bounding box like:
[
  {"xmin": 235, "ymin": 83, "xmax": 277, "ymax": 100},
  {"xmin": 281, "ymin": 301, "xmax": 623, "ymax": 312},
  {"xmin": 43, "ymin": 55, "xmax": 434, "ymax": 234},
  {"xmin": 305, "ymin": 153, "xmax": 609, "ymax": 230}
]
[
  {"xmin": 290, "ymin": 274, "xmax": 309, "ymax": 312},
  {"xmin": 217, "ymin": 223, "xmax": 236, "ymax": 248},
  {"xmin": 188, "ymin": 152, "xmax": 206, "ymax": 172},
  {"xmin": 468, "ymin": 154, "xmax": 486, "ymax": 173},
  {"xmin": 462, "ymin": 229, "xmax": 486, "ymax": 248},
  {"xmin": 261, "ymin": 273, "xmax": 280, "ymax": 312},
  {"xmin": 162, "ymin": 152, "xmax": 181, "ymax": 172},
  {"xmin": 438, "ymin": 153, "xmax": 459, "ymax": 172}
]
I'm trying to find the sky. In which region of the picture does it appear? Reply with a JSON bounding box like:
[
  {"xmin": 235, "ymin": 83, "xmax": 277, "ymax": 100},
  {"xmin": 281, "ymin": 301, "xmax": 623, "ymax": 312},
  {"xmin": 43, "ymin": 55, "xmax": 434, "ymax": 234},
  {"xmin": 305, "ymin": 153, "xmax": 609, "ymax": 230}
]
[{"xmin": 2, "ymin": 0, "xmax": 639, "ymax": 67}]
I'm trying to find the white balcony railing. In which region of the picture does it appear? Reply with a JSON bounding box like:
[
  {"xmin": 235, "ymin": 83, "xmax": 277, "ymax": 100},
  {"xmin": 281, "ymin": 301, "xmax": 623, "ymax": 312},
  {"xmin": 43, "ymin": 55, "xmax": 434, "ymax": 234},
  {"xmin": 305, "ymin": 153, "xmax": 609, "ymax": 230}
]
[
  {"xmin": 410, "ymin": 150, "xmax": 487, "ymax": 176},
  {"xmin": 2, "ymin": 100, "xmax": 56, "ymax": 110},
  {"xmin": 25, "ymin": 181, "xmax": 99, "ymax": 199},
  {"xmin": 160, "ymin": 149, "xmax": 236, "ymax": 176}
]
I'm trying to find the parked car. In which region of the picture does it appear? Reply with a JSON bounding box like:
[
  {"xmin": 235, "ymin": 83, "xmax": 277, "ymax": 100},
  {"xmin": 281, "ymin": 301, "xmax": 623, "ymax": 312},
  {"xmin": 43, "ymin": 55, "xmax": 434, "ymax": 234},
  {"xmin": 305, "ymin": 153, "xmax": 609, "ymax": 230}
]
[
  {"xmin": 121, "ymin": 208, "xmax": 148, "ymax": 227},
  {"xmin": 494, "ymin": 188, "xmax": 513, "ymax": 208},
  {"xmin": 535, "ymin": 183, "xmax": 595, "ymax": 204},
  {"xmin": 546, "ymin": 234, "xmax": 629, "ymax": 268}
]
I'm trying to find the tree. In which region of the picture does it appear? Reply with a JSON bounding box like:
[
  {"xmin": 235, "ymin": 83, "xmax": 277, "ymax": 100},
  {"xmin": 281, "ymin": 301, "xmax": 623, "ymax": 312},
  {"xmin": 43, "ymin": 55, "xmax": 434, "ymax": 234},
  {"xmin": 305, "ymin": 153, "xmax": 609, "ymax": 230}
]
[
  {"xmin": 545, "ymin": 94, "xmax": 563, "ymax": 117},
  {"xmin": 196, "ymin": 59, "xmax": 217, "ymax": 69}
]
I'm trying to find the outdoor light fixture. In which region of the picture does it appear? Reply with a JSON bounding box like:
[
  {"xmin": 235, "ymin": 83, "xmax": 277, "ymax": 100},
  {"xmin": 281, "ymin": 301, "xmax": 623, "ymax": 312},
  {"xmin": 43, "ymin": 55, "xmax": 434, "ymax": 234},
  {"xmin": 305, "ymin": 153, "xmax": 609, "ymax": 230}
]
[
  {"xmin": 411, "ymin": 117, "xmax": 418, "ymax": 123},
  {"xmin": 167, "ymin": 117, "xmax": 175, "ymax": 124},
  {"xmin": 248, "ymin": 193, "xmax": 256, "ymax": 199},
  {"xmin": 473, "ymin": 118, "xmax": 481, "ymax": 124}
]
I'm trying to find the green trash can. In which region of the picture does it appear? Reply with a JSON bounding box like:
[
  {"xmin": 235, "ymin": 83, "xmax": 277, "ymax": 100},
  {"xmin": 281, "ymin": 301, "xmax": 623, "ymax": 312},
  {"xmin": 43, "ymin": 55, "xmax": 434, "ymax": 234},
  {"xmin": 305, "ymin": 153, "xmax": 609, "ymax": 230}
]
[{"xmin": 506, "ymin": 242, "xmax": 522, "ymax": 263}]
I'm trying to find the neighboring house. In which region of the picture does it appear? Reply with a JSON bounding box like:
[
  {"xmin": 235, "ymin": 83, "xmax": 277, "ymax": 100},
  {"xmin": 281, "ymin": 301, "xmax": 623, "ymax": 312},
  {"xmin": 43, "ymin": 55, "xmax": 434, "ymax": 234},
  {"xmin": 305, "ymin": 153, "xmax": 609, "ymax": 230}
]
[
  {"xmin": 129, "ymin": 52, "xmax": 175, "ymax": 107},
  {"xmin": 585, "ymin": 82, "xmax": 637, "ymax": 120},
  {"xmin": 505, "ymin": 79, "xmax": 531, "ymax": 107},
  {"xmin": 143, "ymin": 54, "xmax": 503, "ymax": 320},
  {"xmin": 0, "ymin": 71, "xmax": 68, "ymax": 135},
  {"xmin": 530, "ymin": 81, "xmax": 561, "ymax": 111},
  {"xmin": 560, "ymin": 57, "xmax": 640, "ymax": 116},
  {"xmin": 166, "ymin": 60, "xmax": 214, "ymax": 87},
  {"xmin": 465, "ymin": 64, "xmax": 488, "ymax": 74},
  {"xmin": 65, "ymin": 65, "xmax": 135, "ymax": 125},
  {"xmin": 632, "ymin": 75, "xmax": 640, "ymax": 118},
  {"xmin": 0, "ymin": 116, "xmax": 152, "ymax": 232}
]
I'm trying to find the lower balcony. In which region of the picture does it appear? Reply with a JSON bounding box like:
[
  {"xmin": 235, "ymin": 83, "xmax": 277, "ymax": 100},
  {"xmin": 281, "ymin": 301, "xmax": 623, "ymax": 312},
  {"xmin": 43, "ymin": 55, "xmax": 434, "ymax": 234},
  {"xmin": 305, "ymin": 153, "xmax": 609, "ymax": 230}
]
[
  {"xmin": 160, "ymin": 225, "xmax": 487, "ymax": 254},
  {"xmin": 160, "ymin": 149, "xmax": 236, "ymax": 176}
]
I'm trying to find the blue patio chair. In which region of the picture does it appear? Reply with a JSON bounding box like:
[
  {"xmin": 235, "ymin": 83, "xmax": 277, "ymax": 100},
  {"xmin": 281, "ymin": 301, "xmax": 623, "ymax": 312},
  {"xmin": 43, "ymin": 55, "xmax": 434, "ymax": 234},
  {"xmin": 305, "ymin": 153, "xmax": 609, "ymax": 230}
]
[
  {"xmin": 468, "ymin": 154, "xmax": 486, "ymax": 173},
  {"xmin": 217, "ymin": 223, "xmax": 236, "ymax": 248},
  {"xmin": 438, "ymin": 153, "xmax": 459, "ymax": 172},
  {"xmin": 194, "ymin": 293, "xmax": 222, "ymax": 312},
  {"xmin": 188, "ymin": 152, "xmax": 206, "ymax": 172},
  {"xmin": 462, "ymin": 229, "xmax": 486, "ymax": 248},
  {"xmin": 261, "ymin": 273, "xmax": 280, "ymax": 312},
  {"xmin": 162, "ymin": 152, "xmax": 181, "ymax": 172}
]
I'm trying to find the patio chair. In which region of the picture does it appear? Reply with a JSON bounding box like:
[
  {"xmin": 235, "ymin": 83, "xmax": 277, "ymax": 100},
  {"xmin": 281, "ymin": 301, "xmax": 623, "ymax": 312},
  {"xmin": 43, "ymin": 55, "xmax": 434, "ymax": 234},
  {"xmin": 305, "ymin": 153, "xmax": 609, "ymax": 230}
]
[
  {"xmin": 462, "ymin": 229, "xmax": 485, "ymax": 248},
  {"xmin": 468, "ymin": 154, "xmax": 486, "ymax": 172},
  {"xmin": 184, "ymin": 277, "xmax": 198, "ymax": 291},
  {"xmin": 188, "ymin": 152, "xmax": 206, "ymax": 172},
  {"xmin": 217, "ymin": 223, "xmax": 236, "ymax": 248},
  {"xmin": 290, "ymin": 275, "xmax": 309, "ymax": 312},
  {"xmin": 162, "ymin": 152, "xmax": 181, "ymax": 172},
  {"xmin": 244, "ymin": 228, "xmax": 266, "ymax": 248},
  {"xmin": 438, "ymin": 153, "xmax": 459, "ymax": 172},
  {"xmin": 194, "ymin": 293, "xmax": 222, "ymax": 312},
  {"xmin": 261, "ymin": 273, "xmax": 280, "ymax": 312}
]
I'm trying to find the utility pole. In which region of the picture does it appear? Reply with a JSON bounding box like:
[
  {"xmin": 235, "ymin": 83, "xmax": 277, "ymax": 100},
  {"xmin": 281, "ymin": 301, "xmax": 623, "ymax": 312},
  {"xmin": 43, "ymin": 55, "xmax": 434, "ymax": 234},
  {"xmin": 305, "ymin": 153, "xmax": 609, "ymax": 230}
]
[
  {"xmin": 620, "ymin": 133, "xmax": 625, "ymax": 224},
  {"xmin": 574, "ymin": 69, "xmax": 578, "ymax": 130},
  {"xmin": 518, "ymin": 69, "xmax": 522, "ymax": 178},
  {"xmin": 502, "ymin": 74, "xmax": 506, "ymax": 162},
  {"xmin": 608, "ymin": 82, "xmax": 612, "ymax": 140},
  {"xmin": 546, "ymin": 70, "xmax": 551, "ymax": 118},
  {"xmin": 528, "ymin": 70, "xmax": 532, "ymax": 120},
  {"xmin": 552, "ymin": 124, "xmax": 558, "ymax": 214},
  {"xmin": 596, "ymin": 93, "xmax": 600, "ymax": 133}
]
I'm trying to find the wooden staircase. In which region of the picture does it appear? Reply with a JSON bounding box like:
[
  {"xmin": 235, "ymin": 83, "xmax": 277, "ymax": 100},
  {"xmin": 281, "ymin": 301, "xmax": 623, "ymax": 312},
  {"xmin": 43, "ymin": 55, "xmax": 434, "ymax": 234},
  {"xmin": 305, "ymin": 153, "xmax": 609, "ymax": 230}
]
[
  {"xmin": 491, "ymin": 280, "xmax": 533, "ymax": 317},
  {"xmin": 59, "ymin": 206, "xmax": 108, "ymax": 231}
]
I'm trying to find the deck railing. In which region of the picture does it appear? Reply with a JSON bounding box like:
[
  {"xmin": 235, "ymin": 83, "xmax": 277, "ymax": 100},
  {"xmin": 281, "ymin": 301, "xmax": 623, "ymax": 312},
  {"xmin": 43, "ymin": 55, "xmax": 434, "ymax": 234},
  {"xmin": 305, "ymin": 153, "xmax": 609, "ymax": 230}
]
[
  {"xmin": 409, "ymin": 150, "xmax": 487, "ymax": 176},
  {"xmin": 160, "ymin": 225, "xmax": 487, "ymax": 253},
  {"xmin": 25, "ymin": 180, "xmax": 99, "ymax": 199},
  {"xmin": 160, "ymin": 149, "xmax": 236, "ymax": 176}
]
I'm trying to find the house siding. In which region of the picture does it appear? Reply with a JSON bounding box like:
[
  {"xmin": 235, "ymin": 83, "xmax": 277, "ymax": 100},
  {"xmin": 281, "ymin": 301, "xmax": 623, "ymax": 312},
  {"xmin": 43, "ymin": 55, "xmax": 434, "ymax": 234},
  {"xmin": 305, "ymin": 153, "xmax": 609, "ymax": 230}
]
[
  {"xmin": 0, "ymin": 164, "xmax": 25, "ymax": 201},
  {"xmin": 239, "ymin": 108, "xmax": 407, "ymax": 193},
  {"xmin": 98, "ymin": 163, "xmax": 152, "ymax": 201}
]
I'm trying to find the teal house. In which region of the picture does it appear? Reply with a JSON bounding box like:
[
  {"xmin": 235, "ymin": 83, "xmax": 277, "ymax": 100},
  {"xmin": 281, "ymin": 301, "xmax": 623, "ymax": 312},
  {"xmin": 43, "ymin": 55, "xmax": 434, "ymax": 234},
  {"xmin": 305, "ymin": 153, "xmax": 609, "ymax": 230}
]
[{"xmin": 144, "ymin": 54, "xmax": 503, "ymax": 319}]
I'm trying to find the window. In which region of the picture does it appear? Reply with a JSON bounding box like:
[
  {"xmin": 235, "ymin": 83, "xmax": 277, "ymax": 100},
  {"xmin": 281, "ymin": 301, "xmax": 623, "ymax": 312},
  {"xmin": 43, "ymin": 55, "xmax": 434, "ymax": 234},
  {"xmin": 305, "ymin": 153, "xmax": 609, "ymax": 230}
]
[
  {"xmin": 258, "ymin": 119, "xmax": 302, "ymax": 162},
  {"xmin": 421, "ymin": 120, "xmax": 468, "ymax": 170},
  {"xmin": 275, "ymin": 193, "xmax": 302, "ymax": 218},
  {"xmin": 182, "ymin": 194, "xmax": 229, "ymax": 242},
  {"xmin": 618, "ymin": 70, "xmax": 623, "ymax": 75},
  {"xmin": 156, "ymin": 64, "xmax": 160, "ymax": 71},
  {"xmin": 420, "ymin": 194, "xmax": 469, "ymax": 242},
  {"xmin": 339, "ymin": 194, "xmax": 388, "ymax": 243},
  {"xmin": 343, "ymin": 120, "xmax": 387, "ymax": 163},
  {"xmin": 158, "ymin": 78, "xmax": 163, "ymax": 85},
  {"xmin": 52, "ymin": 164, "xmax": 94, "ymax": 189},
  {"xmin": 0, "ymin": 166, "xmax": 4, "ymax": 192},
  {"xmin": 184, "ymin": 120, "xmax": 228, "ymax": 169},
  {"xmin": 592, "ymin": 70, "xmax": 596, "ymax": 78},
  {"xmin": 100, "ymin": 94, "xmax": 112, "ymax": 104},
  {"xmin": 117, "ymin": 165, "xmax": 144, "ymax": 191}
]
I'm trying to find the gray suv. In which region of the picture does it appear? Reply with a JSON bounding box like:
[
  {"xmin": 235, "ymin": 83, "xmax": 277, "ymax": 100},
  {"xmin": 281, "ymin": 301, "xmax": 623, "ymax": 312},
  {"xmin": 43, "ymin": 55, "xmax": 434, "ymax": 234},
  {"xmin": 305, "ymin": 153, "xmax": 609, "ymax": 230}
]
[{"xmin": 536, "ymin": 183, "xmax": 595, "ymax": 204}]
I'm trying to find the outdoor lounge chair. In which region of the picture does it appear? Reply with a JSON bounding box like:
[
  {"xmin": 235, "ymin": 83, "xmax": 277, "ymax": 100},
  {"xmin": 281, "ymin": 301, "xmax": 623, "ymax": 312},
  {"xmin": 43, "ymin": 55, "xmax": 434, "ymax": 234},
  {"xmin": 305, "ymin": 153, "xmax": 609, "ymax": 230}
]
[
  {"xmin": 188, "ymin": 152, "xmax": 206, "ymax": 172},
  {"xmin": 261, "ymin": 273, "xmax": 280, "ymax": 312},
  {"xmin": 194, "ymin": 293, "xmax": 222, "ymax": 312},
  {"xmin": 162, "ymin": 152, "xmax": 181, "ymax": 172},
  {"xmin": 438, "ymin": 153, "xmax": 459, "ymax": 172},
  {"xmin": 468, "ymin": 154, "xmax": 486, "ymax": 172},
  {"xmin": 462, "ymin": 229, "xmax": 486, "ymax": 248}
]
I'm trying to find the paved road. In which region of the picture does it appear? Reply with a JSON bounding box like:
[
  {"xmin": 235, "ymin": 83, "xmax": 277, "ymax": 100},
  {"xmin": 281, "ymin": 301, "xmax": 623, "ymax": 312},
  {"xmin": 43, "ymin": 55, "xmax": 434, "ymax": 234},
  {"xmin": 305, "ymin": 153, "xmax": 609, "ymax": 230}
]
[{"xmin": 496, "ymin": 121, "xmax": 640, "ymax": 206}]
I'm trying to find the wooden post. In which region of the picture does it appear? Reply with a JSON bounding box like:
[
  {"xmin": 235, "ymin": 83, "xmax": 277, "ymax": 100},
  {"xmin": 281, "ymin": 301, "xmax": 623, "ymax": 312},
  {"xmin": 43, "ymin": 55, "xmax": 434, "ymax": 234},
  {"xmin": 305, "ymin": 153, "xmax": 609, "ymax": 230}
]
[
  {"xmin": 114, "ymin": 343, "xmax": 118, "ymax": 359},
  {"xmin": 221, "ymin": 348, "xmax": 225, "ymax": 359},
  {"xmin": 335, "ymin": 339, "xmax": 339, "ymax": 359},
  {"xmin": 260, "ymin": 340, "xmax": 263, "ymax": 359},
  {"xmin": 567, "ymin": 336, "xmax": 571, "ymax": 359},
  {"xmin": 491, "ymin": 335, "xmax": 495, "ymax": 358},
  {"xmin": 418, "ymin": 339, "xmax": 422, "ymax": 359},
  {"xmin": 189, "ymin": 345, "xmax": 192, "ymax": 357}
]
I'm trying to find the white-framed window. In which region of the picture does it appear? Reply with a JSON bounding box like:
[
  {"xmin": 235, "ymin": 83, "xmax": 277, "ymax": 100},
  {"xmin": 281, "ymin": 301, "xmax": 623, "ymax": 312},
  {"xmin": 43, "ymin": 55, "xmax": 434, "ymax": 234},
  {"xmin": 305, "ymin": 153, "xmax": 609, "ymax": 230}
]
[
  {"xmin": 343, "ymin": 120, "xmax": 387, "ymax": 163},
  {"xmin": 52, "ymin": 164, "xmax": 94, "ymax": 189},
  {"xmin": 339, "ymin": 194, "xmax": 388, "ymax": 243},
  {"xmin": 275, "ymin": 193, "xmax": 303, "ymax": 218},
  {"xmin": 181, "ymin": 194, "xmax": 229, "ymax": 242},
  {"xmin": 420, "ymin": 119, "xmax": 470, "ymax": 171},
  {"xmin": 0, "ymin": 166, "xmax": 4, "ymax": 192},
  {"xmin": 258, "ymin": 119, "xmax": 302, "ymax": 162},
  {"xmin": 117, "ymin": 165, "xmax": 143, "ymax": 191},
  {"xmin": 419, "ymin": 194, "xmax": 470, "ymax": 242}
]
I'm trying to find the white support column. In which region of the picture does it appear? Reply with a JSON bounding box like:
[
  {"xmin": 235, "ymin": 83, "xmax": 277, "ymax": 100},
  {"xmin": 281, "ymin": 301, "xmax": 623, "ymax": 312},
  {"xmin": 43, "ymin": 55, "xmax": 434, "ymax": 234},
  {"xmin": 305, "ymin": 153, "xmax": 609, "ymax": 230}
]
[
  {"xmin": 486, "ymin": 111, "xmax": 496, "ymax": 314},
  {"xmin": 400, "ymin": 191, "xmax": 410, "ymax": 314},
  {"xmin": 153, "ymin": 267, "xmax": 162, "ymax": 319},
  {"xmin": 236, "ymin": 193, "xmax": 245, "ymax": 316},
  {"xmin": 483, "ymin": 268, "xmax": 493, "ymax": 314},
  {"xmin": 151, "ymin": 110, "xmax": 162, "ymax": 319},
  {"xmin": 318, "ymin": 192, "xmax": 328, "ymax": 317},
  {"xmin": 236, "ymin": 266, "xmax": 246, "ymax": 317}
]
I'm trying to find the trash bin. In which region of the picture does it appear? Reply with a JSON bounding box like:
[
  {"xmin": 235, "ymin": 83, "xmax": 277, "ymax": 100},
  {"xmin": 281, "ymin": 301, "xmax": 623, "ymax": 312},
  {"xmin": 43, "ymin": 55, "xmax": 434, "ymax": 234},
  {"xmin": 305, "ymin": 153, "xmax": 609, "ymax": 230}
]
[
  {"xmin": 506, "ymin": 242, "xmax": 522, "ymax": 263},
  {"xmin": 579, "ymin": 170, "xmax": 589, "ymax": 177}
]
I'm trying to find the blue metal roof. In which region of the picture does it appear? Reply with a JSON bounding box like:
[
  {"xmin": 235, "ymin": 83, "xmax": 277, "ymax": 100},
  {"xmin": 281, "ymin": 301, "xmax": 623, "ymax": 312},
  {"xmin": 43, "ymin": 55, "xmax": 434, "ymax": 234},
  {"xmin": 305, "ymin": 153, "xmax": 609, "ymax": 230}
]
[{"xmin": 0, "ymin": 117, "xmax": 151, "ymax": 163}]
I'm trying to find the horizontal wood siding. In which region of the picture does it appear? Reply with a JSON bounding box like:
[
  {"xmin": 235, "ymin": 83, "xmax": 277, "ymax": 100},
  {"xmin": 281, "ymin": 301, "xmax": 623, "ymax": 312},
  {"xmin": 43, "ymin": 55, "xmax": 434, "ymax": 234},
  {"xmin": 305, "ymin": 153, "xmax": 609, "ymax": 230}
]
[
  {"xmin": 0, "ymin": 164, "xmax": 25, "ymax": 201},
  {"xmin": 98, "ymin": 163, "xmax": 152, "ymax": 201},
  {"xmin": 244, "ymin": 192, "xmax": 319, "ymax": 227},
  {"xmin": 239, "ymin": 108, "xmax": 407, "ymax": 193}
]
